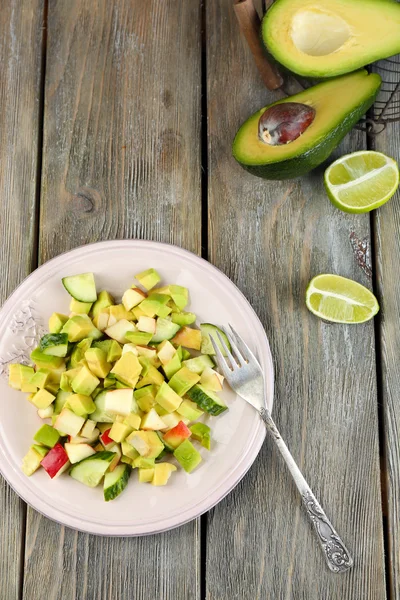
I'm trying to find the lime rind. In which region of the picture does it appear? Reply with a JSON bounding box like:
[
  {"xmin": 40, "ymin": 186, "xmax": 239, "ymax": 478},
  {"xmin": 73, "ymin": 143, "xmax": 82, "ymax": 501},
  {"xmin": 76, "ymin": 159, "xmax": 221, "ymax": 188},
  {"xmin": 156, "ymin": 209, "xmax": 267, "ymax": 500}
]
[
  {"xmin": 324, "ymin": 151, "xmax": 399, "ymax": 214},
  {"xmin": 306, "ymin": 274, "xmax": 379, "ymax": 324}
]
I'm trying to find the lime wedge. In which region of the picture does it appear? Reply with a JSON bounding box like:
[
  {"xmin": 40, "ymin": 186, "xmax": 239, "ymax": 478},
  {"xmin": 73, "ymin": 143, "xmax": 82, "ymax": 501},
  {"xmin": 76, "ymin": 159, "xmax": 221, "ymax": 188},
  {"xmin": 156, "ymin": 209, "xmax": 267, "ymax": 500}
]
[
  {"xmin": 306, "ymin": 274, "xmax": 379, "ymax": 324},
  {"xmin": 324, "ymin": 151, "xmax": 399, "ymax": 213}
]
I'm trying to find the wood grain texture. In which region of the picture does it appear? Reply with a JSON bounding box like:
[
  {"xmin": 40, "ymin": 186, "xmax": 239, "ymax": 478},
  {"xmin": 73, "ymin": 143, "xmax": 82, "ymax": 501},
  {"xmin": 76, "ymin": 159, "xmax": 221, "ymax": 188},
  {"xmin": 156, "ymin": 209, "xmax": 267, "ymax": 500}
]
[
  {"xmin": 0, "ymin": 2, "xmax": 44, "ymax": 598},
  {"xmin": 371, "ymin": 65, "xmax": 400, "ymax": 600},
  {"xmin": 23, "ymin": 1, "xmax": 202, "ymax": 599},
  {"xmin": 205, "ymin": 1, "xmax": 386, "ymax": 598}
]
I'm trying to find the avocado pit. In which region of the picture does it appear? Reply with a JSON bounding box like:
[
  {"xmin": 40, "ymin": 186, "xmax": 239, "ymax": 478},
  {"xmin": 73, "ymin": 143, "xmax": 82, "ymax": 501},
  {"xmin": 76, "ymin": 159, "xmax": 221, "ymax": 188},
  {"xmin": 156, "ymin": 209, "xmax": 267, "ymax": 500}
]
[{"xmin": 258, "ymin": 102, "xmax": 316, "ymax": 146}]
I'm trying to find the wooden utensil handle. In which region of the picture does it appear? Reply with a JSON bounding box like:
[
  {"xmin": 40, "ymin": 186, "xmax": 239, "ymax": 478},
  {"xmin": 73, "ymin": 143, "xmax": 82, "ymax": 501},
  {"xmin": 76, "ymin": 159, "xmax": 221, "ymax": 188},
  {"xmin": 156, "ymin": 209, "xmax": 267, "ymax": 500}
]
[{"xmin": 233, "ymin": 0, "xmax": 283, "ymax": 90}]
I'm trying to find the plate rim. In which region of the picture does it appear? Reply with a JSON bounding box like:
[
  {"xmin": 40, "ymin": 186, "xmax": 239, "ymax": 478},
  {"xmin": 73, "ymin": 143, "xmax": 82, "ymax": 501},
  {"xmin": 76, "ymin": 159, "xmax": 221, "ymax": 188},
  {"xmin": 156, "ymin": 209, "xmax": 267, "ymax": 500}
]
[{"xmin": 0, "ymin": 239, "xmax": 274, "ymax": 536}]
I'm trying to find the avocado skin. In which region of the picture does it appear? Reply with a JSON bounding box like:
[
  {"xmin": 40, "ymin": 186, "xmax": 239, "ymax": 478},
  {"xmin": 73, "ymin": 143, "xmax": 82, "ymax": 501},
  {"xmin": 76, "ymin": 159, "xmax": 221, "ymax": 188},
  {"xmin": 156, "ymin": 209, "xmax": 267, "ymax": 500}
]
[{"xmin": 233, "ymin": 89, "xmax": 379, "ymax": 180}]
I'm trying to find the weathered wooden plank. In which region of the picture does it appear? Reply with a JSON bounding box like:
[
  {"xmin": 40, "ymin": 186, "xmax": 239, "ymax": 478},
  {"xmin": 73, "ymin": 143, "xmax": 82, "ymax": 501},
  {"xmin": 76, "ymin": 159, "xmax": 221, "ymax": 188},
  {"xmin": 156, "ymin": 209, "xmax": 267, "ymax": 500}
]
[
  {"xmin": 371, "ymin": 65, "xmax": 400, "ymax": 600},
  {"xmin": 205, "ymin": 1, "xmax": 386, "ymax": 598},
  {"xmin": 23, "ymin": 1, "xmax": 202, "ymax": 599},
  {"xmin": 0, "ymin": 2, "xmax": 45, "ymax": 598}
]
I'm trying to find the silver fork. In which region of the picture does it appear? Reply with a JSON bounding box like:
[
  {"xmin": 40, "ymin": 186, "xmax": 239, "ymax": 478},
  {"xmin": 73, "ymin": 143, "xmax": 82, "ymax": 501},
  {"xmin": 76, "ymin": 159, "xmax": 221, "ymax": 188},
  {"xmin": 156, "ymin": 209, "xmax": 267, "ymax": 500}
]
[{"xmin": 210, "ymin": 325, "xmax": 354, "ymax": 574}]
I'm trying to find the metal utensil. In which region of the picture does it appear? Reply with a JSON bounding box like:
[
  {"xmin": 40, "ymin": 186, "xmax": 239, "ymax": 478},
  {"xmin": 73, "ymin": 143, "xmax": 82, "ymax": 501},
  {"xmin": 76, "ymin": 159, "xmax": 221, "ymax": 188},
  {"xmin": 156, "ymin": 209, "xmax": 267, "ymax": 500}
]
[{"xmin": 210, "ymin": 325, "xmax": 354, "ymax": 573}]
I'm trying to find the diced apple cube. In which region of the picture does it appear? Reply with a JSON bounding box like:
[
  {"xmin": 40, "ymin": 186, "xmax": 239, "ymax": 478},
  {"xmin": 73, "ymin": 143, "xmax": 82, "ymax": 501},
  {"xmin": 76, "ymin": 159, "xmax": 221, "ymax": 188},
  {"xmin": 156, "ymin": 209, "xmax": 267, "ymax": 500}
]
[
  {"xmin": 80, "ymin": 419, "xmax": 96, "ymax": 439},
  {"xmin": 137, "ymin": 316, "xmax": 156, "ymax": 334},
  {"xmin": 140, "ymin": 408, "xmax": 167, "ymax": 431},
  {"xmin": 53, "ymin": 409, "xmax": 85, "ymax": 437},
  {"xmin": 105, "ymin": 319, "xmax": 137, "ymax": 344},
  {"xmin": 40, "ymin": 443, "xmax": 70, "ymax": 478},
  {"xmin": 108, "ymin": 443, "xmax": 122, "ymax": 472},
  {"xmin": 104, "ymin": 389, "xmax": 134, "ymax": 415},
  {"xmin": 200, "ymin": 367, "xmax": 224, "ymax": 392},
  {"xmin": 157, "ymin": 340, "xmax": 177, "ymax": 365},
  {"xmin": 65, "ymin": 443, "xmax": 96, "ymax": 464},
  {"xmin": 122, "ymin": 287, "xmax": 147, "ymax": 310}
]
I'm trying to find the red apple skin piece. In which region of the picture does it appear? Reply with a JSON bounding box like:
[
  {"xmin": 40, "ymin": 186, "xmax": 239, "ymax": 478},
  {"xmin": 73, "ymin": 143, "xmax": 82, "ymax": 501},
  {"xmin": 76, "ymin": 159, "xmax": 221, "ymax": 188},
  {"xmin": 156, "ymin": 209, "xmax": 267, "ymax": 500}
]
[
  {"xmin": 40, "ymin": 443, "xmax": 69, "ymax": 479},
  {"xmin": 100, "ymin": 429, "xmax": 113, "ymax": 446},
  {"xmin": 163, "ymin": 421, "xmax": 192, "ymax": 449}
]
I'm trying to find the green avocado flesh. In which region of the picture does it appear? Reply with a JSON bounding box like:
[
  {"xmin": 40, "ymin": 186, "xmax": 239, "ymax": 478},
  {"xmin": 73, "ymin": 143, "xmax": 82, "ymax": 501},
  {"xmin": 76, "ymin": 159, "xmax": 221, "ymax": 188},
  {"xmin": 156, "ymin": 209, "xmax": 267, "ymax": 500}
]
[
  {"xmin": 262, "ymin": 0, "xmax": 400, "ymax": 78},
  {"xmin": 232, "ymin": 70, "xmax": 381, "ymax": 180}
]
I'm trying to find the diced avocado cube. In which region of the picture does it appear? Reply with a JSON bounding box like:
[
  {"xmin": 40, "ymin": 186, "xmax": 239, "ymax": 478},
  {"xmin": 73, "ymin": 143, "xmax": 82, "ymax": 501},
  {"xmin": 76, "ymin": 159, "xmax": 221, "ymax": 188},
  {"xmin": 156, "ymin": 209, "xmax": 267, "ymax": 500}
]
[
  {"xmin": 49, "ymin": 312, "xmax": 69, "ymax": 334},
  {"xmin": 176, "ymin": 399, "xmax": 204, "ymax": 421},
  {"xmin": 45, "ymin": 382, "xmax": 60, "ymax": 395},
  {"xmin": 173, "ymin": 439, "xmax": 202, "ymax": 473},
  {"xmin": 138, "ymin": 468, "xmax": 155, "ymax": 483},
  {"xmin": 91, "ymin": 290, "xmax": 115, "ymax": 318},
  {"xmin": 135, "ymin": 365, "xmax": 164, "ymax": 388},
  {"xmin": 31, "ymin": 444, "xmax": 49, "ymax": 458},
  {"xmin": 123, "ymin": 413, "xmax": 141, "ymax": 430},
  {"xmin": 60, "ymin": 368, "xmax": 80, "ymax": 392},
  {"xmin": 190, "ymin": 423, "xmax": 211, "ymax": 450},
  {"xmin": 162, "ymin": 353, "xmax": 182, "ymax": 380},
  {"xmin": 134, "ymin": 385, "xmax": 157, "ymax": 412},
  {"xmin": 8, "ymin": 364, "xmax": 22, "ymax": 390},
  {"xmin": 20, "ymin": 365, "xmax": 37, "ymax": 393},
  {"xmin": 157, "ymin": 305, "xmax": 172, "ymax": 318},
  {"xmin": 69, "ymin": 338, "xmax": 91, "ymax": 368},
  {"xmin": 30, "ymin": 368, "xmax": 51, "ymax": 390},
  {"xmin": 61, "ymin": 314, "xmax": 101, "ymax": 343},
  {"xmin": 168, "ymin": 367, "xmax": 200, "ymax": 397},
  {"xmin": 109, "ymin": 421, "xmax": 133, "ymax": 443},
  {"xmin": 135, "ymin": 268, "xmax": 161, "ymax": 291},
  {"xmin": 171, "ymin": 327, "xmax": 201, "ymax": 350},
  {"xmin": 171, "ymin": 312, "xmax": 196, "ymax": 326},
  {"xmin": 151, "ymin": 463, "xmax": 177, "ymax": 486},
  {"xmin": 138, "ymin": 298, "xmax": 162, "ymax": 318},
  {"xmin": 121, "ymin": 441, "xmax": 140, "ymax": 460},
  {"xmin": 39, "ymin": 333, "xmax": 69, "ymax": 357},
  {"xmin": 54, "ymin": 390, "xmax": 72, "ymax": 415},
  {"xmin": 30, "ymin": 348, "xmax": 65, "ymax": 370},
  {"xmin": 69, "ymin": 298, "xmax": 92, "ymax": 315},
  {"xmin": 155, "ymin": 382, "xmax": 182, "ymax": 413},
  {"xmin": 133, "ymin": 457, "xmax": 156, "ymax": 469},
  {"xmin": 68, "ymin": 393, "xmax": 96, "ymax": 417},
  {"xmin": 71, "ymin": 365, "xmax": 100, "ymax": 396},
  {"xmin": 125, "ymin": 331, "xmax": 153, "ymax": 346},
  {"xmin": 33, "ymin": 424, "xmax": 60, "ymax": 448},
  {"xmin": 29, "ymin": 388, "xmax": 55, "ymax": 409},
  {"xmin": 21, "ymin": 447, "xmax": 45, "ymax": 476},
  {"xmin": 93, "ymin": 339, "xmax": 122, "ymax": 363},
  {"xmin": 127, "ymin": 431, "xmax": 164, "ymax": 459},
  {"xmin": 109, "ymin": 304, "xmax": 136, "ymax": 323},
  {"xmin": 182, "ymin": 355, "xmax": 214, "ymax": 375},
  {"xmin": 155, "ymin": 285, "xmax": 189, "ymax": 310},
  {"xmin": 103, "ymin": 377, "xmax": 115, "ymax": 389},
  {"xmin": 84, "ymin": 347, "xmax": 112, "ymax": 378},
  {"xmin": 110, "ymin": 353, "xmax": 142, "ymax": 388},
  {"xmin": 131, "ymin": 306, "xmax": 147, "ymax": 320}
]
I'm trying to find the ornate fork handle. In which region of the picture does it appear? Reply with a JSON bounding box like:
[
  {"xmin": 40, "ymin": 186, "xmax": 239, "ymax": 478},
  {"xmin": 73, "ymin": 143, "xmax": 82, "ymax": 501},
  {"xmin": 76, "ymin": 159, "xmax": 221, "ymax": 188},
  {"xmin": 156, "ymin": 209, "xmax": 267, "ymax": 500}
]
[{"xmin": 259, "ymin": 407, "xmax": 353, "ymax": 573}]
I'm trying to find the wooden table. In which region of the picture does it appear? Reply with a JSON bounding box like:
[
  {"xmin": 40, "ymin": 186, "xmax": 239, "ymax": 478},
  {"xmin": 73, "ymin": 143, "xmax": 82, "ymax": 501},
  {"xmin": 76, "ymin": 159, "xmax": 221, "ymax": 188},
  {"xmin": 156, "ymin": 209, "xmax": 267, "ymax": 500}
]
[{"xmin": 0, "ymin": 1, "xmax": 397, "ymax": 598}]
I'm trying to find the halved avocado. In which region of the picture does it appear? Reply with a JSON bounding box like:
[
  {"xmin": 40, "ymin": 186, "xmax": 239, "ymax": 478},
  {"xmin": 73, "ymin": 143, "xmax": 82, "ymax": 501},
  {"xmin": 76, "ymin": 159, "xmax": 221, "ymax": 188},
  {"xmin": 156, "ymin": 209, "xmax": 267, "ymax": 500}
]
[
  {"xmin": 232, "ymin": 70, "xmax": 381, "ymax": 180},
  {"xmin": 261, "ymin": 0, "xmax": 400, "ymax": 78}
]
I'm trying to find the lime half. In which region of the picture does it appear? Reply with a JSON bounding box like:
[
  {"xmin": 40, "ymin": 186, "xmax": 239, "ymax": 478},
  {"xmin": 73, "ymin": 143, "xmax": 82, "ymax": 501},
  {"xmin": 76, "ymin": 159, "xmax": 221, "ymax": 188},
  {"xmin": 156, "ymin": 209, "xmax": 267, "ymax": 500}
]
[
  {"xmin": 324, "ymin": 151, "xmax": 399, "ymax": 213},
  {"xmin": 306, "ymin": 274, "xmax": 379, "ymax": 324}
]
